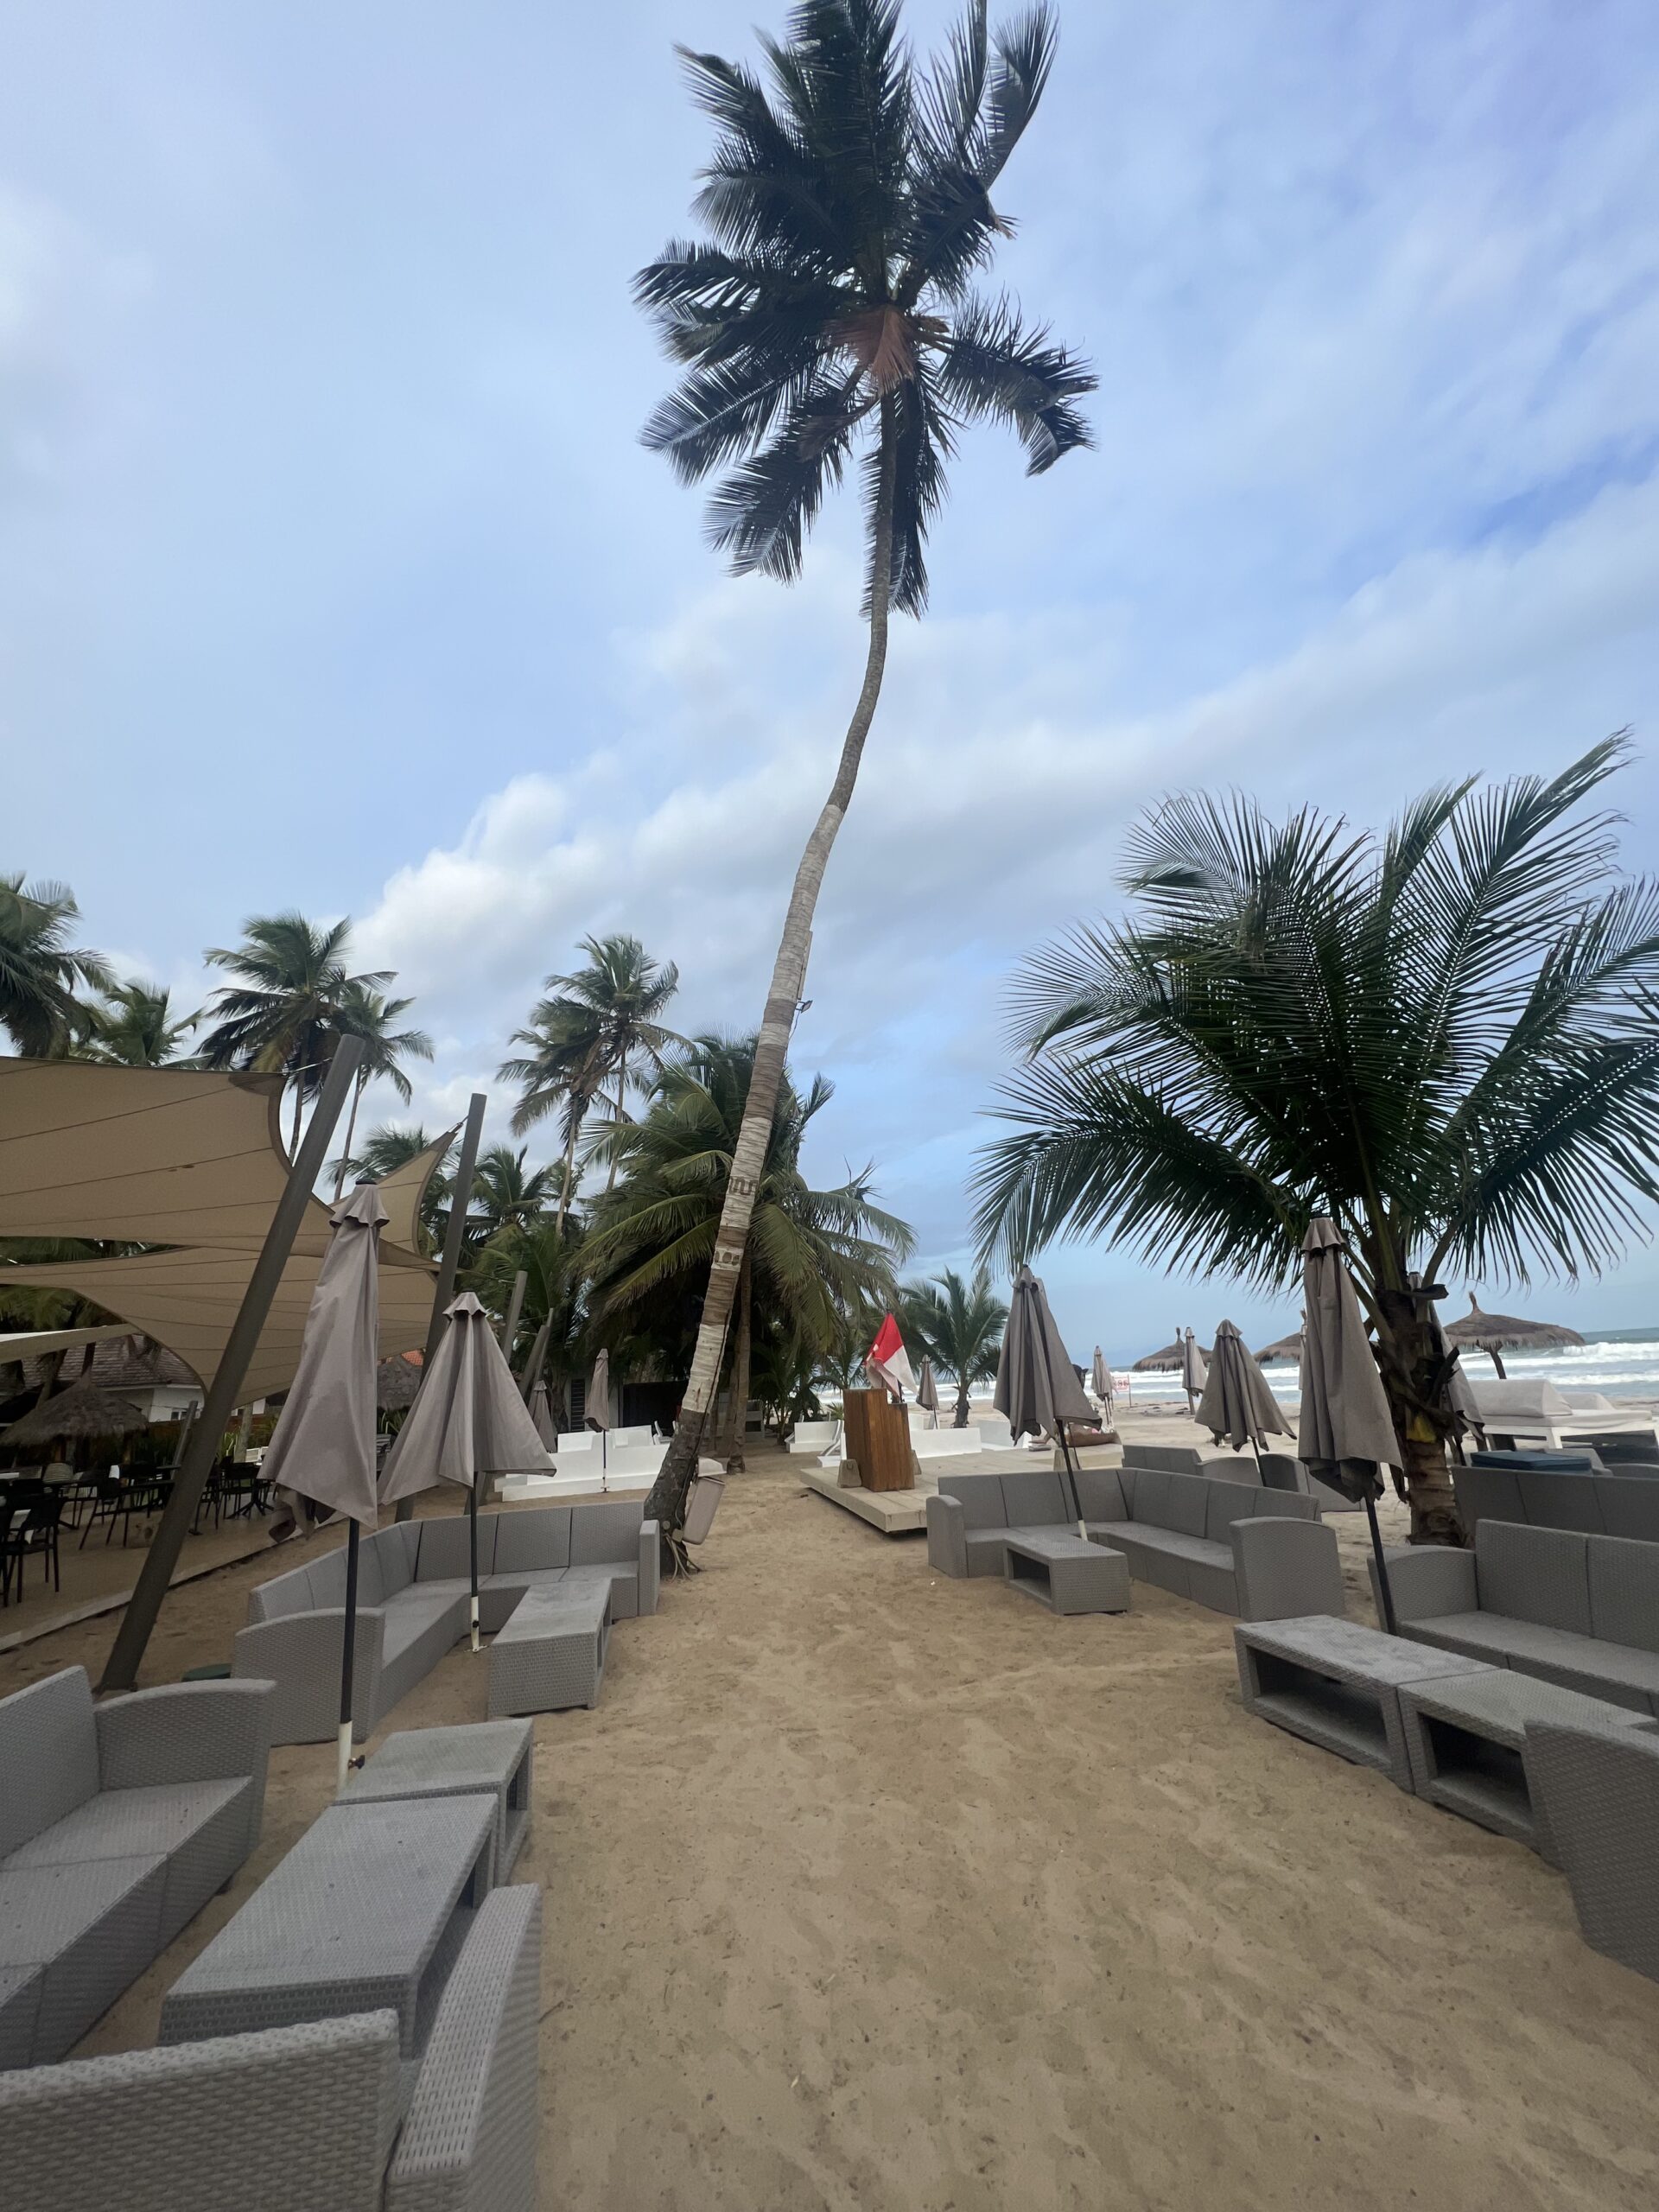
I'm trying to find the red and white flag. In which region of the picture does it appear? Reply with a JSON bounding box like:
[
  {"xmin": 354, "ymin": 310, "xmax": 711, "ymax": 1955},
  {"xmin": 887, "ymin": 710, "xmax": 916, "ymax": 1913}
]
[{"xmin": 866, "ymin": 1312, "xmax": 917, "ymax": 1400}]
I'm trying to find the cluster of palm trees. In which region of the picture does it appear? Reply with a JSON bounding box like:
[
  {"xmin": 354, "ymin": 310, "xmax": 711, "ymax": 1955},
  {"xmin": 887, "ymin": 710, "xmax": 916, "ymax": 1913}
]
[{"xmin": 0, "ymin": 880, "xmax": 931, "ymax": 1466}]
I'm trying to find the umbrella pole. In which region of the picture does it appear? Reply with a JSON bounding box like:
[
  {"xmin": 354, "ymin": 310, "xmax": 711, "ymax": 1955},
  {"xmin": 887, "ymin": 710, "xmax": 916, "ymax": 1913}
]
[
  {"xmin": 1363, "ymin": 1491, "xmax": 1399, "ymax": 1637},
  {"xmin": 469, "ymin": 1482, "xmax": 481, "ymax": 1652},
  {"xmin": 337, "ymin": 1518, "xmax": 360, "ymax": 1796},
  {"xmin": 1056, "ymin": 1421, "xmax": 1084, "ymax": 1539}
]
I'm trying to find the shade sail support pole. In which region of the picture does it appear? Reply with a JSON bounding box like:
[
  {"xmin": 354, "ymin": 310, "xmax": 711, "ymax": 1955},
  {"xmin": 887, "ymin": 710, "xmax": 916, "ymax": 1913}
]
[
  {"xmin": 396, "ymin": 1090, "xmax": 486, "ymax": 1524},
  {"xmin": 100, "ymin": 1038, "xmax": 365, "ymax": 1694},
  {"xmin": 499, "ymin": 1270, "xmax": 527, "ymax": 1360},
  {"xmin": 1365, "ymin": 1491, "xmax": 1399, "ymax": 1637}
]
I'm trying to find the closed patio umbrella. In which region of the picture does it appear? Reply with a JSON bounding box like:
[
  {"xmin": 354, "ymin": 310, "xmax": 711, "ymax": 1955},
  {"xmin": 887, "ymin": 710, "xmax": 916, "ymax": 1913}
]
[
  {"xmin": 995, "ymin": 1266, "xmax": 1096, "ymax": 1535},
  {"xmin": 1179, "ymin": 1328, "xmax": 1208, "ymax": 1414},
  {"xmin": 916, "ymin": 1357, "xmax": 941, "ymax": 1429},
  {"xmin": 1297, "ymin": 1218, "xmax": 1403, "ymax": 1633},
  {"xmin": 257, "ymin": 1182, "xmax": 386, "ymax": 1793},
  {"xmin": 1090, "ymin": 1346, "xmax": 1114, "ymax": 1415},
  {"xmin": 527, "ymin": 1376, "xmax": 557, "ymax": 1450},
  {"xmin": 586, "ymin": 1347, "xmax": 611, "ymax": 1483},
  {"xmin": 1198, "ymin": 1319, "xmax": 1292, "ymax": 1461},
  {"xmin": 381, "ymin": 1291, "xmax": 551, "ymax": 1649}
]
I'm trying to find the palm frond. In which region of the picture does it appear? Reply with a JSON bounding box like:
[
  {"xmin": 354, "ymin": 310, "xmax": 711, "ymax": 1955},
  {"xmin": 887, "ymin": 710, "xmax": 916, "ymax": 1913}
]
[{"xmin": 934, "ymin": 293, "xmax": 1093, "ymax": 472}]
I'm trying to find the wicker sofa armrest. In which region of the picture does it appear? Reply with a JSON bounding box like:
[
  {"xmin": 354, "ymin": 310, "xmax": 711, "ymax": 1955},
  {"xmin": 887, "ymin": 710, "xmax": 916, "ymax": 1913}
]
[
  {"xmin": 96, "ymin": 1679, "xmax": 275, "ymax": 1795},
  {"xmin": 386, "ymin": 1885, "xmax": 542, "ymax": 2212},
  {"xmin": 638, "ymin": 1519, "xmax": 661, "ymax": 1617},
  {"xmin": 925, "ymin": 1493, "xmax": 968, "ymax": 1578},
  {"xmin": 232, "ymin": 1608, "xmax": 386, "ymax": 1747},
  {"xmin": 1371, "ymin": 1544, "xmax": 1476, "ymax": 1624}
]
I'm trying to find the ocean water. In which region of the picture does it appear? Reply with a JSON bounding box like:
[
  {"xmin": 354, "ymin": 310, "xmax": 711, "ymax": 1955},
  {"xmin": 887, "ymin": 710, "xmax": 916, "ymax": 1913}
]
[{"xmin": 1113, "ymin": 1329, "xmax": 1659, "ymax": 1406}]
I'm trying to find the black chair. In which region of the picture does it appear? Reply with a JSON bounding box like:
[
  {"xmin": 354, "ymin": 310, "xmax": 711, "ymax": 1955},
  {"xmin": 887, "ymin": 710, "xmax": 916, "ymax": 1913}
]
[
  {"xmin": 2, "ymin": 1489, "xmax": 63, "ymax": 1598},
  {"xmin": 77, "ymin": 1472, "xmax": 135, "ymax": 1548}
]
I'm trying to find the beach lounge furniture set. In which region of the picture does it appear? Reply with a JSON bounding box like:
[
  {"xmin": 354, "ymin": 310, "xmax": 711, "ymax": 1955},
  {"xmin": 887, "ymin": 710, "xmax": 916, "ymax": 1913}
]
[
  {"xmin": 233, "ymin": 1499, "xmax": 658, "ymax": 1738},
  {"xmin": 1454, "ymin": 1454, "xmax": 1659, "ymax": 1541},
  {"xmin": 1236, "ymin": 1516, "xmax": 1659, "ymax": 1989},
  {"xmin": 925, "ymin": 1462, "xmax": 1335, "ymax": 1619}
]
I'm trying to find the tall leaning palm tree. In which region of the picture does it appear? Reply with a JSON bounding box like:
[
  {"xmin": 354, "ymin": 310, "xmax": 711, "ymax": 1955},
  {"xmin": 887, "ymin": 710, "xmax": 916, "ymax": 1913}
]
[
  {"xmin": 637, "ymin": 0, "xmax": 1093, "ymax": 1529},
  {"xmin": 0, "ymin": 875, "xmax": 111, "ymax": 1055},
  {"xmin": 198, "ymin": 912, "xmax": 396, "ymax": 1155},
  {"xmin": 972, "ymin": 741, "xmax": 1659, "ymax": 1543},
  {"xmin": 901, "ymin": 1263, "xmax": 1007, "ymax": 1426},
  {"xmin": 328, "ymin": 984, "xmax": 434, "ymax": 1198},
  {"xmin": 500, "ymin": 934, "xmax": 681, "ymax": 1227}
]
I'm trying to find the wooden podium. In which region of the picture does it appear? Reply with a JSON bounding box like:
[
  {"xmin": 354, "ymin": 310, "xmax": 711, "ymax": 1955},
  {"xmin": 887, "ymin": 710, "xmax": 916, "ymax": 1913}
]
[{"xmin": 842, "ymin": 1388, "xmax": 916, "ymax": 1492}]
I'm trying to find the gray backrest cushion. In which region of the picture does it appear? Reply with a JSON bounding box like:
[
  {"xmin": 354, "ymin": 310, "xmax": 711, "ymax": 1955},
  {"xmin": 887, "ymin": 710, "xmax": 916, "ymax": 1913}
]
[
  {"xmin": 1593, "ymin": 1477, "xmax": 1659, "ymax": 1543},
  {"xmin": 1128, "ymin": 1467, "xmax": 1171, "ymax": 1529},
  {"xmin": 570, "ymin": 1500, "xmax": 645, "ymax": 1566},
  {"xmin": 247, "ymin": 1560, "xmax": 315, "ymax": 1624},
  {"xmin": 938, "ymin": 1474, "xmax": 1009, "ymax": 1530},
  {"xmin": 1122, "ymin": 1443, "xmax": 1205, "ymax": 1477},
  {"xmin": 1205, "ymin": 1484, "xmax": 1265, "ymax": 1543},
  {"xmin": 1516, "ymin": 1471, "xmax": 1605, "ymax": 1535},
  {"xmin": 1586, "ymin": 1534, "xmax": 1659, "ymax": 1655},
  {"xmin": 1159, "ymin": 1472, "xmax": 1211, "ymax": 1538},
  {"xmin": 308, "ymin": 1547, "xmax": 348, "ymax": 1607},
  {"xmin": 1199, "ymin": 1455, "xmax": 1262, "ymax": 1488},
  {"xmin": 354, "ymin": 1538, "xmax": 387, "ymax": 1608},
  {"xmin": 0, "ymin": 1667, "xmax": 99, "ymax": 1856},
  {"xmin": 494, "ymin": 1507, "xmax": 572, "ymax": 1573},
  {"xmin": 1452, "ymin": 1466, "xmax": 1527, "ymax": 1535},
  {"xmin": 999, "ymin": 1470, "xmax": 1069, "ymax": 1527},
  {"xmin": 418, "ymin": 1511, "xmax": 502, "ymax": 1580},
  {"xmin": 373, "ymin": 1522, "xmax": 419, "ymax": 1592},
  {"xmin": 1074, "ymin": 1466, "xmax": 1127, "ymax": 1522},
  {"xmin": 1476, "ymin": 1521, "xmax": 1592, "ymax": 1635}
]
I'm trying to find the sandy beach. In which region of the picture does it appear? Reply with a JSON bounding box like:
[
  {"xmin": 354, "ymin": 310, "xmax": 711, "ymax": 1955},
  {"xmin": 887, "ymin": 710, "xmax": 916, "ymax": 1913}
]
[{"xmin": 4, "ymin": 1433, "xmax": 1656, "ymax": 2212}]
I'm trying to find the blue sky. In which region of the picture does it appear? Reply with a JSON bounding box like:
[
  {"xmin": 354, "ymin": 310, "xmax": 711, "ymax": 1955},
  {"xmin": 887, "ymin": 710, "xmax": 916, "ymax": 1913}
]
[{"xmin": 3, "ymin": 0, "xmax": 1658, "ymax": 1359}]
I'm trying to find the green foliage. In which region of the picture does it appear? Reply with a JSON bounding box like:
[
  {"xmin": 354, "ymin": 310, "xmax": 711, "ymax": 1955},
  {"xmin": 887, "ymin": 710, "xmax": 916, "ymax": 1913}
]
[
  {"xmin": 83, "ymin": 982, "xmax": 199, "ymax": 1068},
  {"xmin": 636, "ymin": 0, "xmax": 1094, "ymax": 615},
  {"xmin": 0, "ymin": 874, "xmax": 111, "ymax": 1056},
  {"xmin": 899, "ymin": 1263, "xmax": 1007, "ymax": 1421},
  {"xmin": 584, "ymin": 1033, "xmax": 912, "ymax": 1361}
]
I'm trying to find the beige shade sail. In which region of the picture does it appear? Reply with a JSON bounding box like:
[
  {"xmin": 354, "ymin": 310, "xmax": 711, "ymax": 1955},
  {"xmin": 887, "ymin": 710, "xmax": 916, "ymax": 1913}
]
[
  {"xmin": 0, "ymin": 1243, "xmax": 435, "ymax": 1405},
  {"xmin": 0, "ymin": 1325, "xmax": 132, "ymax": 1363},
  {"xmin": 0, "ymin": 1055, "xmax": 452, "ymax": 1259}
]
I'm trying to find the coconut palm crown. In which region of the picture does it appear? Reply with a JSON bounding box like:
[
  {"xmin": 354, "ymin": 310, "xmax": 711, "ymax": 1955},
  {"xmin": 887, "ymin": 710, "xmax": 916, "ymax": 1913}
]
[
  {"xmin": 636, "ymin": 0, "xmax": 1095, "ymax": 614},
  {"xmin": 971, "ymin": 739, "xmax": 1659, "ymax": 1541}
]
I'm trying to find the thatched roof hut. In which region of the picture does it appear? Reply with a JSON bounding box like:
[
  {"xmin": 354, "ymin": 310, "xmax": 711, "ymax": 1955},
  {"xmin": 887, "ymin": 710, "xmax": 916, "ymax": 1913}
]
[
  {"xmin": 377, "ymin": 1352, "xmax": 423, "ymax": 1412},
  {"xmin": 3, "ymin": 1376, "xmax": 148, "ymax": 1447},
  {"xmin": 1255, "ymin": 1332, "xmax": 1304, "ymax": 1364},
  {"xmin": 1444, "ymin": 1301, "xmax": 1586, "ymax": 1352},
  {"xmin": 1132, "ymin": 1338, "xmax": 1213, "ymax": 1372}
]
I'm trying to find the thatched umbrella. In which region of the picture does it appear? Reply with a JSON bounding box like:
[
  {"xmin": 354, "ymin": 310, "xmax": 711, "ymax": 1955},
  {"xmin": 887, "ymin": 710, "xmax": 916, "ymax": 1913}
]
[
  {"xmin": 1131, "ymin": 1338, "xmax": 1213, "ymax": 1372},
  {"xmin": 1255, "ymin": 1331, "xmax": 1305, "ymax": 1364},
  {"xmin": 3, "ymin": 1377, "xmax": 147, "ymax": 1454},
  {"xmin": 1445, "ymin": 1300, "xmax": 1586, "ymax": 1379}
]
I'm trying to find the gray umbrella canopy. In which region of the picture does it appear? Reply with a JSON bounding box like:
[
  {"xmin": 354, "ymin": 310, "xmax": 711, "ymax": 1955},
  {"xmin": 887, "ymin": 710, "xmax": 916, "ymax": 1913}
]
[
  {"xmin": 586, "ymin": 1348, "xmax": 611, "ymax": 1431},
  {"xmin": 995, "ymin": 1267, "xmax": 1095, "ymax": 1442},
  {"xmin": 1197, "ymin": 1320, "xmax": 1292, "ymax": 1452},
  {"xmin": 1179, "ymin": 1329, "xmax": 1208, "ymax": 1397},
  {"xmin": 1091, "ymin": 1347, "xmax": 1114, "ymax": 1408},
  {"xmin": 527, "ymin": 1376, "xmax": 557, "ymax": 1450},
  {"xmin": 380, "ymin": 1292, "xmax": 551, "ymax": 1503},
  {"xmin": 916, "ymin": 1357, "xmax": 940, "ymax": 1423},
  {"xmin": 260, "ymin": 1182, "xmax": 386, "ymax": 1526},
  {"xmin": 1296, "ymin": 1220, "xmax": 1400, "ymax": 1503}
]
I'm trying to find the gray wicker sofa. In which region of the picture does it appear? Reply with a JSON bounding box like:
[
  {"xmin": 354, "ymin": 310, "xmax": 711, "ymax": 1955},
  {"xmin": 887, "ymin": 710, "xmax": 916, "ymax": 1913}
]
[
  {"xmin": 1122, "ymin": 1440, "xmax": 1357, "ymax": 1514},
  {"xmin": 234, "ymin": 1501, "xmax": 658, "ymax": 1745},
  {"xmin": 1453, "ymin": 1462, "xmax": 1659, "ymax": 1542},
  {"xmin": 926, "ymin": 1465, "xmax": 1324, "ymax": 1617},
  {"xmin": 0, "ymin": 1668, "xmax": 273, "ymax": 2069},
  {"xmin": 1373, "ymin": 1519, "xmax": 1659, "ymax": 1714},
  {"xmin": 0, "ymin": 1882, "xmax": 541, "ymax": 2211}
]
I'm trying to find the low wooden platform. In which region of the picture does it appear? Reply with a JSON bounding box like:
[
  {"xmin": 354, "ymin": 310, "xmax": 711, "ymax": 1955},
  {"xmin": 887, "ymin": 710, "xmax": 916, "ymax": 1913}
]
[{"xmin": 798, "ymin": 1464, "xmax": 931, "ymax": 1534}]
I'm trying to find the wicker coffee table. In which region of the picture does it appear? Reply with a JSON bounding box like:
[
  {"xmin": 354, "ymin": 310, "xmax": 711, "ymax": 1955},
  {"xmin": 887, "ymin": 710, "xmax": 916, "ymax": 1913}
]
[
  {"xmin": 1002, "ymin": 1532, "xmax": 1130, "ymax": 1616},
  {"xmin": 1235, "ymin": 1616, "xmax": 1497, "ymax": 1789},
  {"xmin": 341, "ymin": 1719, "xmax": 533, "ymax": 1878},
  {"xmin": 1396, "ymin": 1670, "xmax": 1649, "ymax": 1859},
  {"xmin": 158, "ymin": 1794, "xmax": 495, "ymax": 2057},
  {"xmin": 489, "ymin": 1586, "xmax": 609, "ymax": 1714}
]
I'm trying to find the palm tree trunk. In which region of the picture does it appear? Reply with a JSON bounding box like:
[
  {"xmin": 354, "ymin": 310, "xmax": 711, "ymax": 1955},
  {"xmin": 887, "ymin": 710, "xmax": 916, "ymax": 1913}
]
[
  {"xmin": 607, "ymin": 1047, "xmax": 626, "ymax": 1193},
  {"xmin": 954, "ymin": 1379, "xmax": 970, "ymax": 1429},
  {"xmin": 721, "ymin": 1251, "xmax": 753, "ymax": 1471},
  {"xmin": 334, "ymin": 1072, "xmax": 365, "ymax": 1201},
  {"xmin": 1374, "ymin": 1281, "xmax": 1462, "ymax": 1545},
  {"xmin": 556, "ymin": 1116, "xmax": 580, "ymax": 1233},
  {"xmin": 645, "ymin": 407, "xmax": 897, "ymax": 1536}
]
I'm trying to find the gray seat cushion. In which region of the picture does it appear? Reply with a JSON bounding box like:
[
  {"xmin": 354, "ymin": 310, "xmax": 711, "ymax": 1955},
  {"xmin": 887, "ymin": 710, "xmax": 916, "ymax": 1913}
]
[
  {"xmin": 0, "ymin": 1855, "xmax": 168, "ymax": 2063},
  {"xmin": 1411, "ymin": 1611, "xmax": 1659, "ymax": 1714},
  {"xmin": 481, "ymin": 1567, "xmax": 568, "ymax": 1634},
  {"xmin": 5, "ymin": 1780, "xmax": 254, "ymax": 1947}
]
